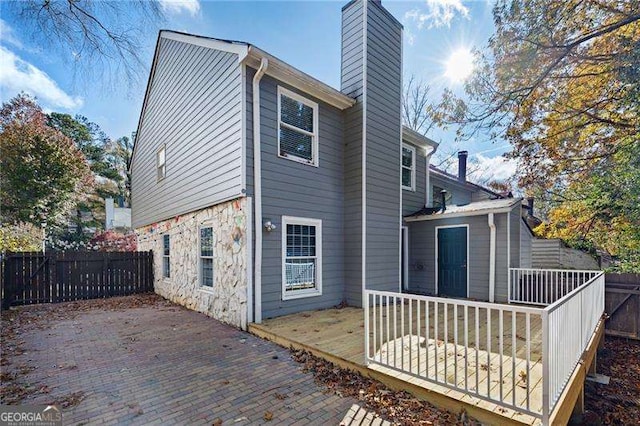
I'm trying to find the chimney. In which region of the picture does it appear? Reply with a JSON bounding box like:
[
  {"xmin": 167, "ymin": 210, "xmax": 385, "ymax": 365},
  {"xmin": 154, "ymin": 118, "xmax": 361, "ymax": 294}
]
[
  {"xmin": 341, "ymin": 0, "xmax": 403, "ymax": 304},
  {"xmin": 527, "ymin": 197, "xmax": 534, "ymax": 216},
  {"xmin": 458, "ymin": 151, "xmax": 468, "ymax": 182}
]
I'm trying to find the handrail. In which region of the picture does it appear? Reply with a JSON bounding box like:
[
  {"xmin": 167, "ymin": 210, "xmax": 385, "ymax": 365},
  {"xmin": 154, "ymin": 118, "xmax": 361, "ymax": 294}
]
[
  {"xmin": 365, "ymin": 268, "xmax": 605, "ymax": 425},
  {"xmin": 544, "ymin": 271, "xmax": 603, "ymax": 313}
]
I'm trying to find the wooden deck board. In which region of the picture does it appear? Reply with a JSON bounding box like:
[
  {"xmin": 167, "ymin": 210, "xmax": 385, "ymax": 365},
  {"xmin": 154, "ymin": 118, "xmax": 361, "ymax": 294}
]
[
  {"xmin": 249, "ymin": 305, "xmax": 602, "ymax": 426},
  {"xmin": 251, "ymin": 306, "xmax": 543, "ymax": 425}
]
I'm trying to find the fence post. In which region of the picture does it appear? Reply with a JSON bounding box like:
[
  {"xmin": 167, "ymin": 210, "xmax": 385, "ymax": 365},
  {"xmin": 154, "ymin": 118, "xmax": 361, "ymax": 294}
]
[
  {"xmin": 51, "ymin": 252, "xmax": 58, "ymax": 303},
  {"xmin": 364, "ymin": 291, "xmax": 369, "ymax": 366},
  {"xmin": 542, "ymin": 308, "xmax": 550, "ymax": 425},
  {"xmin": 147, "ymin": 250, "xmax": 154, "ymax": 292},
  {"xmin": 1, "ymin": 254, "xmax": 10, "ymax": 310}
]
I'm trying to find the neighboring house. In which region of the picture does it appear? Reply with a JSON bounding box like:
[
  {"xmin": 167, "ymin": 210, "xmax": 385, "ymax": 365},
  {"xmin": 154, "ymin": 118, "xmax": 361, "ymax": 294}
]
[
  {"xmin": 105, "ymin": 198, "xmax": 132, "ymax": 230},
  {"xmin": 131, "ymin": 0, "xmax": 532, "ymax": 329}
]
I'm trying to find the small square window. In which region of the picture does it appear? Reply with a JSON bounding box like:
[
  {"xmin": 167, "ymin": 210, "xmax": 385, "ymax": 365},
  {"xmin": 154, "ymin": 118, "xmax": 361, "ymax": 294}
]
[
  {"xmin": 157, "ymin": 146, "xmax": 166, "ymax": 180},
  {"xmin": 278, "ymin": 87, "xmax": 318, "ymax": 166}
]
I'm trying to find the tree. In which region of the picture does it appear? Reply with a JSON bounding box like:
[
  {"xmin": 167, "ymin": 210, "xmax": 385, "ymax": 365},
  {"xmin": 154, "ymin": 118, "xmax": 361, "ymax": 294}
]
[
  {"xmin": 2, "ymin": 0, "xmax": 165, "ymax": 88},
  {"xmin": 442, "ymin": 0, "xmax": 640, "ymax": 267},
  {"xmin": 109, "ymin": 136, "xmax": 134, "ymax": 205},
  {"xmin": 447, "ymin": 0, "xmax": 639, "ymax": 190},
  {"xmin": 536, "ymin": 142, "xmax": 640, "ymax": 271},
  {"xmin": 0, "ymin": 94, "xmax": 94, "ymax": 226},
  {"xmin": 46, "ymin": 113, "xmax": 124, "ymax": 239}
]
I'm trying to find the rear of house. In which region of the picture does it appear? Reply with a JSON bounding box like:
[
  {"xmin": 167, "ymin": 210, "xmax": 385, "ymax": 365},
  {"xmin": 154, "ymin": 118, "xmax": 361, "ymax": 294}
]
[{"xmin": 130, "ymin": 0, "xmax": 534, "ymax": 330}]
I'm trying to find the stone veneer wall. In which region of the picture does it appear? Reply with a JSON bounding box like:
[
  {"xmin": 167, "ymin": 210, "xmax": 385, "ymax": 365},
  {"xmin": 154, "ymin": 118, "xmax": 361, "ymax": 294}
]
[{"xmin": 136, "ymin": 198, "xmax": 249, "ymax": 329}]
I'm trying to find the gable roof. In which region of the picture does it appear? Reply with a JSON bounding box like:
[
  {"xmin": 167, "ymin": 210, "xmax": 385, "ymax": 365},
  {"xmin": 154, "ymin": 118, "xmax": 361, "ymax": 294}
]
[
  {"xmin": 402, "ymin": 126, "xmax": 439, "ymax": 151},
  {"xmin": 161, "ymin": 31, "xmax": 355, "ymax": 109},
  {"xmin": 130, "ymin": 30, "xmax": 356, "ymax": 172}
]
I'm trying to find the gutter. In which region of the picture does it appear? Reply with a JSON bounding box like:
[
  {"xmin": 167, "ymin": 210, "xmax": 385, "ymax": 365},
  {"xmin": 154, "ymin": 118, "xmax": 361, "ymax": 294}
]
[
  {"xmin": 488, "ymin": 212, "xmax": 496, "ymax": 303},
  {"xmin": 252, "ymin": 57, "xmax": 269, "ymax": 324},
  {"xmin": 424, "ymin": 145, "xmax": 437, "ymax": 207}
]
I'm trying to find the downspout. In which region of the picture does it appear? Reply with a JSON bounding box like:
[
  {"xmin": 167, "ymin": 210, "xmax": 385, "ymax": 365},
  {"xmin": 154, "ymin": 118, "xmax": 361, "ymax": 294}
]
[
  {"xmin": 488, "ymin": 212, "xmax": 496, "ymax": 303},
  {"xmin": 424, "ymin": 146, "xmax": 437, "ymax": 207},
  {"xmin": 252, "ymin": 57, "xmax": 268, "ymax": 324},
  {"xmin": 507, "ymin": 211, "xmax": 511, "ymax": 302}
]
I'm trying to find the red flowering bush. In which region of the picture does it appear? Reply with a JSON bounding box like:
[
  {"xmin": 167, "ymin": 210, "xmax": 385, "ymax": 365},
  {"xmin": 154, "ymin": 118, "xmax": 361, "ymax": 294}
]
[{"xmin": 89, "ymin": 230, "xmax": 137, "ymax": 252}]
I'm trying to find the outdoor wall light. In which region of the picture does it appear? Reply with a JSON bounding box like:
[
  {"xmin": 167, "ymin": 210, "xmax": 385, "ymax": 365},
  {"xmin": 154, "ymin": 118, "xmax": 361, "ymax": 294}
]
[{"xmin": 263, "ymin": 219, "xmax": 277, "ymax": 232}]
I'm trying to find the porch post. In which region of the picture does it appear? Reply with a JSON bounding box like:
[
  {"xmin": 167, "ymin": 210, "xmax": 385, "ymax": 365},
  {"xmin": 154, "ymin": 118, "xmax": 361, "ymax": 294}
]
[{"xmin": 542, "ymin": 308, "xmax": 550, "ymax": 425}]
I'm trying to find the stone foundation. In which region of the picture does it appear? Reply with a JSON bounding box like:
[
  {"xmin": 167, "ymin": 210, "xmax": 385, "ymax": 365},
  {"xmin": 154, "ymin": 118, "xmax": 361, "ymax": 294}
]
[{"xmin": 136, "ymin": 198, "xmax": 249, "ymax": 329}]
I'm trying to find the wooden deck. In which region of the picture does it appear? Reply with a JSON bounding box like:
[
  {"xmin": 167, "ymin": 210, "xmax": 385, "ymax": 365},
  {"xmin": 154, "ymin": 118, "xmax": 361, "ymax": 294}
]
[{"xmin": 249, "ymin": 306, "xmax": 544, "ymax": 425}]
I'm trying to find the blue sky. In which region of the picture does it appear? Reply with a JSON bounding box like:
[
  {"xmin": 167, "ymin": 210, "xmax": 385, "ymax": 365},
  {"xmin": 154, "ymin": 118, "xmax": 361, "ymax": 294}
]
[{"xmin": 0, "ymin": 0, "xmax": 516, "ymax": 181}]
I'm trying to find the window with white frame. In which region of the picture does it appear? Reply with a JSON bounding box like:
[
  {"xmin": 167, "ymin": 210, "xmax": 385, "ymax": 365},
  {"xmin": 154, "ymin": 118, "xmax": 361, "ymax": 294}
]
[
  {"xmin": 278, "ymin": 87, "xmax": 318, "ymax": 166},
  {"xmin": 402, "ymin": 144, "xmax": 415, "ymax": 190},
  {"xmin": 282, "ymin": 216, "xmax": 322, "ymax": 299},
  {"xmin": 157, "ymin": 145, "xmax": 166, "ymax": 180},
  {"xmin": 162, "ymin": 234, "xmax": 170, "ymax": 278},
  {"xmin": 200, "ymin": 226, "xmax": 214, "ymax": 287}
]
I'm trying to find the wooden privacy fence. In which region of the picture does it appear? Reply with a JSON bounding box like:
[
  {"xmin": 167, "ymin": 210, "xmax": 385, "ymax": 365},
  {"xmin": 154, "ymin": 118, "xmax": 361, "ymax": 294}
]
[
  {"xmin": 1, "ymin": 251, "xmax": 154, "ymax": 309},
  {"xmin": 605, "ymin": 273, "xmax": 640, "ymax": 340}
]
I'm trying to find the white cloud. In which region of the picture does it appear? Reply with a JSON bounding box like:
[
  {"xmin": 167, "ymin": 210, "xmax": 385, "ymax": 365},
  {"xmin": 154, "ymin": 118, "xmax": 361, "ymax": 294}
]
[
  {"xmin": 0, "ymin": 46, "xmax": 83, "ymax": 110},
  {"xmin": 404, "ymin": 0, "xmax": 470, "ymax": 29},
  {"xmin": 469, "ymin": 154, "xmax": 518, "ymax": 183},
  {"xmin": 158, "ymin": 0, "xmax": 200, "ymax": 16},
  {"xmin": 0, "ymin": 19, "xmax": 23, "ymax": 49}
]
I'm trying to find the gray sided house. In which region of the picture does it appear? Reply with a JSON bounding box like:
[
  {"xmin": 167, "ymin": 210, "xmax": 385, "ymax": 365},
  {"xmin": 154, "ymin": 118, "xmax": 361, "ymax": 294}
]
[{"xmin": 131, "ymin": 0, "xmax": 532, "ymax": 329}]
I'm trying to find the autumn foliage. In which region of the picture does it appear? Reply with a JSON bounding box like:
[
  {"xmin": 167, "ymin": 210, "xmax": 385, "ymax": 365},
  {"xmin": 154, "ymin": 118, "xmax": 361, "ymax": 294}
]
[
  {"xmin": 88, "ymin": 230, "xmax": 137, "ymax": 252},
  {"xmin": 0, "ymin": 94, "xmax": 94, "ymax": 226}
]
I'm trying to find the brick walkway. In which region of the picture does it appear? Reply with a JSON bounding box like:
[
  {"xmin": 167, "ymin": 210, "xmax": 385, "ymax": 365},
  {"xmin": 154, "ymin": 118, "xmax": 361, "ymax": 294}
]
[{"xmin": 8, "ymin": 296, "xmax": 388, "ymax": 425}]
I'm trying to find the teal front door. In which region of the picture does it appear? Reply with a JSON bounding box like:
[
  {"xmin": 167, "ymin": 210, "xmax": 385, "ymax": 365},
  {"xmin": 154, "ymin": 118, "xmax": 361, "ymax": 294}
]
[{"xmin": 437, "ymin": 226, "xmax": 468, "ymax": 298}]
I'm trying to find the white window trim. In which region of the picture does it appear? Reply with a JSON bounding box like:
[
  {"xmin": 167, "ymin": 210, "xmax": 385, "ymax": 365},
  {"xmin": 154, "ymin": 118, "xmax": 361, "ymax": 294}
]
[
  {"xmin": 277, "ymin": 86, "xmax": 319, "ymax": 167},
  {"xmin": 402, "ymin": 143, "xmax": 416, "ymax": 191},
  {"xmin": 156, "ymin": 145, "xmax": 166, "ymax": 181},
  {"xmin": 198, "ymin": 223, "xmax": 215, "ymax": 289},
  {"xmin": 281, "ymin": 216, "xmax": 322, "ymax": 301},
  {"xmin": 162, "ymin": 233, "xmax": 171, "ymax": 280}
]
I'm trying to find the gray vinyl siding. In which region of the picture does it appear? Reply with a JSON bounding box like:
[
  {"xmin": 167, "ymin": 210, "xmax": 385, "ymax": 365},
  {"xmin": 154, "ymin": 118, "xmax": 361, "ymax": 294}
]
[
  {"xmin": 494, "ymin": 212, "xmax": 509, "ymax": 301},
  {"xmin": 520, "ymin": 219, "xmax": 533, "ymax": 268},
  {"xmin": 510, "ymin": 207, "xmax": 521, "ymax": 269},
  {"xmin": 364, "ymin": 1, "xmax": 402, "ymax": 293},
  {"xmin": 245, "ymin": 68, "xmax": 346, "ymax": 319},
  {"xmin": 407, "ymin": 209, "xmax": 517, "ymax": 303},
  {"xmin": 341, "ymin": 0, "xmax": 364, "ymax": 306},
  {"xmin": 402, "ymin": 144, "xmax": 427, "ymax": 216},
  {"xmin": 131, "ymin": 37, "xmax": 243, "ymax": 228},
  {"xmin": 430, "ymin": 174, "xmax": 472, "ymax": 206}
]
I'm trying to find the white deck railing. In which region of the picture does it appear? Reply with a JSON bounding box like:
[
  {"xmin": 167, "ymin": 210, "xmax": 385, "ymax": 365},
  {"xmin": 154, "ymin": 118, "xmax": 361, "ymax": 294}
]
[
  {"xmin": 364, "ymin": 268, "xmax": 605, "ymax": 425},
  {"xmin": 509, "ymin": 268, "xmax": 600, "ymax": 305},
  {"xmin": 541, "ymin": 271, "xmax": 604, "ymax": 423}
]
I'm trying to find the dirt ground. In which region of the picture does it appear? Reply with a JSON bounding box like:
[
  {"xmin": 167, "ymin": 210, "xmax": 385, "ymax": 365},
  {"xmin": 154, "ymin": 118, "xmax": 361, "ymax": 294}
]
[{"xmin": 580, "ymin": 336, "xmax": 640, "ymax": 425}]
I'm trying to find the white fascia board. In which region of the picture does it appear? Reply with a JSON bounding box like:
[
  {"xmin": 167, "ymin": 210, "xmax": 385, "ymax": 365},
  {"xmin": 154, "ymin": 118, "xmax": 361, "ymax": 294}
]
[
  {"xmin": 244, "ymin": 47, "xmax": 356, "ymax": 110},
  {"xmin": 402, "ymin": 126, "xmax": 439, "ymax": 151},
  {"xmin": 160, "ymin": 31, "xmax": 249, "ymax": 62}
]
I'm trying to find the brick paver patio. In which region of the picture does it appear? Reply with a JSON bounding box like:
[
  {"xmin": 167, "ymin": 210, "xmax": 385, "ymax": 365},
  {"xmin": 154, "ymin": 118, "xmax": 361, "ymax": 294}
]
[{"xmin": 5, "ymin": 296, "xmax": 387, "ymax": 425}]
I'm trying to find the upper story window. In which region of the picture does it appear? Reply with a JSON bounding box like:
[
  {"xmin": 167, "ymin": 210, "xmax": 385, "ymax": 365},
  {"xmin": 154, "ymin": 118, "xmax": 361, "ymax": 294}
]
[
  {"xmin": 278, "ymin": 86, "xmax": 319, "ymax": 167},
  {"xmin": 157, "ymin": 145, "xmax": 166, "ymax": 181},
  {"xmin": 402, "ymin": 144, "xmax": 415, "ymax": 191}
]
